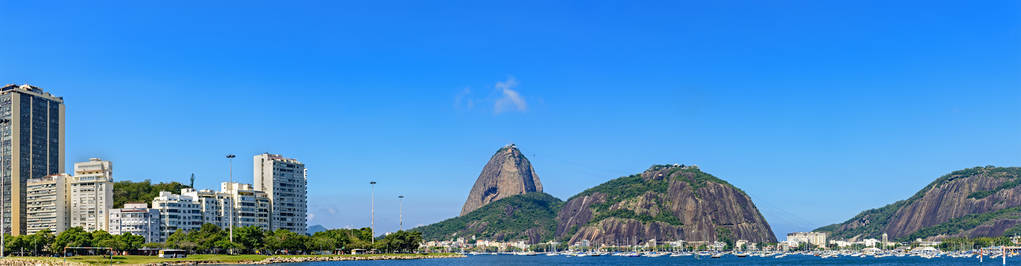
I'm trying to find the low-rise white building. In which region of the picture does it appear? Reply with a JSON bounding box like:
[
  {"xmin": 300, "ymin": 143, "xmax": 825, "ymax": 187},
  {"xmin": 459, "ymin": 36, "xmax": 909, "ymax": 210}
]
[
  {"xmin": 109, "ymin": 203, "xmax": 160, "ymax": 242},
  {"xmin": 70, "ymin": 158, "xmax": 114, "ymax": 232},
  {"xmin": 152, "ymin": 190, "xmax": 202, "ymax": 242},
  {"xmin": 787, "ymin": 232, "xmax": 827, "ymax": 248},
  {"xmin": 26, "ymin": 174, "xmax": 71, "ymax": 234}
]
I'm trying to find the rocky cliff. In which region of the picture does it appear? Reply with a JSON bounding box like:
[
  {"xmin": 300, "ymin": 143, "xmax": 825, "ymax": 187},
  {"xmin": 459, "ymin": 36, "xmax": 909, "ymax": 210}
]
[
  {"xmin": 461, "ymin": 144, "xmax": 543, "ymax": 216},
  {"xmin": 816, "ymin": 166, "xmax": 1021, "ymax": 240},
  {"xmin": 555, "ymin": 164, "xmax": 776, "ymax": 245}
]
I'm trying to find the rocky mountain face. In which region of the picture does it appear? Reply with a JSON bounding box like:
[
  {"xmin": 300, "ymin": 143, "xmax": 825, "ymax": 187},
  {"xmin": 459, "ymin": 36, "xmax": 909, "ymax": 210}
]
[
  {"xmin": 816, "ymin": 166, "xmax": 1021, "ymax": 240},
  {"xmin": 461, "ymin": 144, "xmax": 543, "ymax": 216},
  {"xmin": 555, "ymin": 165, "xmax": 776, "ymax": 245}
]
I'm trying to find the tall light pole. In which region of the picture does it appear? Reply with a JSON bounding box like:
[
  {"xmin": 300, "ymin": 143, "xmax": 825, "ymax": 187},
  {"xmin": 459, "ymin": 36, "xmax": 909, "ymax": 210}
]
[
  {"xmin": 226, "ymin": 154, "xmax": 236, "ymax": 249},
  {"xmin": 398, "ymin": 195, "xmax": 404, "ymax": 231},
  {"xmin": 370, "ymin": 181, "xmax": 376, "ymax": 246}
]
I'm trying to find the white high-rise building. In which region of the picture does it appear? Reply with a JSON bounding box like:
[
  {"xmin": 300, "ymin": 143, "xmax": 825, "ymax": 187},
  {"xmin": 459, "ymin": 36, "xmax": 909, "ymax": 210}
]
[
  {"xmin": 253, "ymin": 153, "xmax": 307, "ymax": 234},
  {"xmin": 151, "ymin": 190, "xmax": 202, "ymax": 242},
  {"xmin": 70, "ymin": 158, "xmax": 113, "ymax": 232},
  {"xmin": 221, "ymin": 182, "xmax": 271, "ymax": 230},
  {"xmin": 109, "ymin": 203, "xmax": 160, "ymax": 242},
  {"xmin": 181, "ymin": 188, "xmax": 232, "ymax": 229},
  {"xmin": 25, "ymin": 173, "xmax": 70, "ymax": 234}
]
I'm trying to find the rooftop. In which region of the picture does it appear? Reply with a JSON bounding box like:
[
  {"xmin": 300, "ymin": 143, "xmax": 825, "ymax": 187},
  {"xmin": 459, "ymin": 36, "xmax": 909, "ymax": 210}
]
[{"xmin": 0, "ymin": 84, "xmax": 63, "ymax": 100}]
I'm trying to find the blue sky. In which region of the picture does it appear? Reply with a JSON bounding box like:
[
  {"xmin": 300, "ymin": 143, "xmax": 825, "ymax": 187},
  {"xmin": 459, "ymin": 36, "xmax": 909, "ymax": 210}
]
[{"xmin": 1, "ymin": 1, "xmax": 1019, "ymax": 239}]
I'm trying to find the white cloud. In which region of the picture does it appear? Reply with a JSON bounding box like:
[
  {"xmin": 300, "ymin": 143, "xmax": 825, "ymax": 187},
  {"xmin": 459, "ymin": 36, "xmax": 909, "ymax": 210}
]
[
  {"xmin": 494, "ymin": 77, "xmax": 527, "ymax": 114},
  {"xmin": 454, "ymin": 87, "xmax": 474, "ymax": 110}
]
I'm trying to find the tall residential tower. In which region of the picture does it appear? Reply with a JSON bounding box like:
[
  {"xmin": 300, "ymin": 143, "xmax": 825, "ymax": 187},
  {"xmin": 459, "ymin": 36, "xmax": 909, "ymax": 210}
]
[
  {"xmin": 0, "ymin": 84, "xmax": 65, "ymax": 235},
  {"xmin": 253, "ymin": 153, "xmax": 307, "ymax": 234},
  {"xmin": 70, "ymin": 158, "xmax": 113, "ymax": 232}
]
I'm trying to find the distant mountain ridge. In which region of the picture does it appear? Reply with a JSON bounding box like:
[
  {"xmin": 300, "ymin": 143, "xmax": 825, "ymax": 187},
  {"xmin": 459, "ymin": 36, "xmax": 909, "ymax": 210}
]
[
  {"xmin": 417, "ymin": 145, "xmax": 777, "ymax": 245},
  {"xmin": 308, "ymin": 224, "xmax": 328, "ymax": 235},
  {"xmin": 816, "ymin": 166, "xmax": 1021, "ymax": 241}
]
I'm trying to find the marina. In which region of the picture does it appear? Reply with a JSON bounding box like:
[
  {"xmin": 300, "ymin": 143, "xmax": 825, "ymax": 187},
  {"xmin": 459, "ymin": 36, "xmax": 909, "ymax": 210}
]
[{"xmin": 223, "ymin": 252, "xmax": 1017, "ymax": 265}]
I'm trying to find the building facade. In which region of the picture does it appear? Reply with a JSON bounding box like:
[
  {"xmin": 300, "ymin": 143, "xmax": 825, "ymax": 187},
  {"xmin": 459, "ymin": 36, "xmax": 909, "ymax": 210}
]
[
  {"xmin": 181, "ymin": 188, "xmax": 231, "ymax": 229},
  {"xmin": 151, "ymin": 190, "xmax": 202, "ymax": 242},
  {"xmin": 222, "ymin": 182, "xmax": 271, "ymax": 230},
  {"xmin": 69, "ymin": 158, "xmax": 113, "ymax": 232},
  {"xmin": 25, "ymin": 173, "xmax": 70, "ymax": 234},
  {"xmin": 786, "ymin": 232, "xmax": 827, "ymax": 248},
  {"xmin": 0, "ymin": 84, "xmax": 65, "ymax": 235},
  {"xmin": 108, "ymin": 203, "xmax": 160, "ymax": 243},
  {"xmin": 253, "ymin": 153, "xmax": 307, "ymax": 234}
]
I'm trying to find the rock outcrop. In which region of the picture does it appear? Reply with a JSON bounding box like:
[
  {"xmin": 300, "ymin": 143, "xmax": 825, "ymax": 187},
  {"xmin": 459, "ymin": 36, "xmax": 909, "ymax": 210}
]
[
  {"xmin": 555, "ymin": 164, "xmax": 776, "ymax": 245},
  {"xmin": 816, "ymin": 166, "xmax": 1021, "ymax": 240},
  {"xmin": 460, "ymin": 144, "xmax": 543, "ymax": 216}
]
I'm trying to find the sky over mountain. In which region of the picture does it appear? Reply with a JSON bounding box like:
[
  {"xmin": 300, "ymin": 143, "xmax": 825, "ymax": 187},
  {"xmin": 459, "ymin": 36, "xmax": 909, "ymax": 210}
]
[{"xmin": 1, "ymin": 1, "xmax": 1019, "ymax": 239}]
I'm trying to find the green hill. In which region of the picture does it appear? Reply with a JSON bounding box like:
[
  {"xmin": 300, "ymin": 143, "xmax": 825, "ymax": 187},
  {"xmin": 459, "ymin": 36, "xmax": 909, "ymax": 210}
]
[
  {"xmin": 815, "ymin": 166, "xmax": 1021, "ymax": 240},
  {"xmin": 113, "ymin": 180, "xmax": 189, "ymax": 208},
  {"xmin": 555, "ymin": 164, "xmax": 776, "ymax": 244},
  {"xmin": 413, "ymin": 192, "xmax": 563, "ymax": 244}
]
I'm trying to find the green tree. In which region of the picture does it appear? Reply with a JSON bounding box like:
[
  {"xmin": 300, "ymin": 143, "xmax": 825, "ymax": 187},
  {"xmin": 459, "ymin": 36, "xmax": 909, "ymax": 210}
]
[
  {"xmin": 312, "ymin": 228, "xmax": 375, "ymax": 252},
  {"xmin": 4, "ymin": 234, "xmax": 29, "ymax": 255},
  {"xmin": 235, "ymin": 226, "xmax": 266, "ymax": 254},
  {"xmin": 91, "ymin": 230, "xmax": 119, "ymax": 250},
  {"xmin": 266, "ymin": 229, "xmax": 308, "ymax": 254},
  {"xmin": 380, "ymin": 230, "xmax": 422, "ymax": 253},
  {"xmin": 117, "ymin": 233, "xmax": 146, "ymax": 251},
  {"xmin": 52, "ymin": 227, "xmax": 93, "ymax": 253},
  {"xmin": 309, "ymin": 235, "xmax": 338, "ymax": 253},
  {"xmin": 192, "ymin": 223, "xmax": 227, "ymax": 253},
  {"xmin": 166, "ymin": 229, "xmax": 197, "ymax": 252},
  {"xmin": 112, "ymin": 180, "xmax": 188, "ymax": 208},
  {"xmin": 27, "ymin": 229, "xmax": 55, "ymax": 255}
]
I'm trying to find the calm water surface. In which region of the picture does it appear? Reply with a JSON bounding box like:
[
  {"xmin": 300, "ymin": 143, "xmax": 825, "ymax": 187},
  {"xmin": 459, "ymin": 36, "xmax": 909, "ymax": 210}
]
[{"xmin": 222, "ymin": 254, "xmax": 1014, "ymax": 265}]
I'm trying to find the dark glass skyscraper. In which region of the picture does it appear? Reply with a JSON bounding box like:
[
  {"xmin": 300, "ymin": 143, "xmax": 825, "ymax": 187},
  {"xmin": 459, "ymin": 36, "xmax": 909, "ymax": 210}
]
[{"xmin": 0, "ymin": 84, "xmax": 65, "ymax": 235}]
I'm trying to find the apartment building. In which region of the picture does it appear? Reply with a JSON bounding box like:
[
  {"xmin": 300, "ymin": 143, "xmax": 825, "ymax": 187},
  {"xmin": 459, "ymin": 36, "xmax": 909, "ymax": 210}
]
[
  {"xmin": 25, "ymin": 173, "xmax": 70, "ymax": 234},
  {"xmin": 109, "ymin": 203, "xmax": 160, "ymax": 242}
]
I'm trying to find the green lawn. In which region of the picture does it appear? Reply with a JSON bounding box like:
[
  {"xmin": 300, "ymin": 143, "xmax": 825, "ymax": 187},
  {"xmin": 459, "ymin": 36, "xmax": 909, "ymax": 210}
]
[{"xmin": 1, "ymin": 253, "xmax": 459, "ymax": 265}]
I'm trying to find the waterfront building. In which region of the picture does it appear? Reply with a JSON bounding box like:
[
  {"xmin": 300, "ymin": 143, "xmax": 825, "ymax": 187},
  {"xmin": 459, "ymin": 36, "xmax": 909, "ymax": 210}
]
[
  {"xmin": 786, "ymin": 232, "xmax": 827, "ymax": 248},
  {"xmin": 108, "ymin": 203, "xmax": 160, "ymax": 242},
  {"xmin": 735, "ymin": 239, "xmax": 748, "ymax": 251},
  {"xmin": 69, "ymin": 158, "xmax": 113, "ymax": 232},
  {"xmin": 25, "ymin": 173, "xmax": 70, "ymax": 234},
  {"xmin": 151, "ymin": 190, "xmax": 202, "ymax": 242},
  {"xmin": 253, "ymin": 153, "xmax": 307, "ymax": 234},
  {"xmin": 221, "ymin": 182, "xmax": 271, "ymax": 230},
  {"xmin": 0, "ymin": 84, "xmax": 65, "ymax": 235},
  {"xmin": 181, "ymin": 188, "xmax": 231, "ymax": 229},
  {"xmin": 882, "ymin": 233, "xmax": 889, "ymax": 248}
]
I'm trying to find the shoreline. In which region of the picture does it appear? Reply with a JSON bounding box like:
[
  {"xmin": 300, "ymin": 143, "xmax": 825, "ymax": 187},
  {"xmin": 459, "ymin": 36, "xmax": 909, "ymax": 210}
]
[
  {"xmin": 0, "ymin": 253, "xmax": 466, "ymax": 265},
  {"xmin": 251, "ymin": 253, "xmax": 466, "ymax": 264}
]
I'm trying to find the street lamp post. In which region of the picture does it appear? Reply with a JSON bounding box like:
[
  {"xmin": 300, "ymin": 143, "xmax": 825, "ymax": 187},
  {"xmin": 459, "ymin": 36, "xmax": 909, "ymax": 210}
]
[
  {"xmin": 398, "ymin": 195, "xmax": 404, "ymax": 231},
  {"xmin": 370, "ymin": 181, "xmax": 376, "ymax": 246},
  {"xmin": 226, "ymin": 154, "xmax": 236, "ymax": 252}
]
